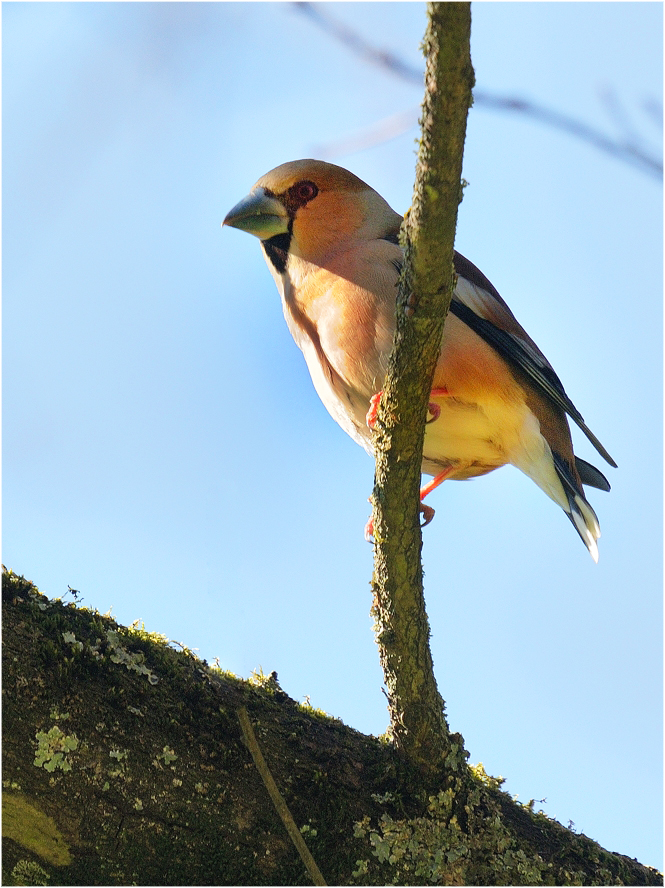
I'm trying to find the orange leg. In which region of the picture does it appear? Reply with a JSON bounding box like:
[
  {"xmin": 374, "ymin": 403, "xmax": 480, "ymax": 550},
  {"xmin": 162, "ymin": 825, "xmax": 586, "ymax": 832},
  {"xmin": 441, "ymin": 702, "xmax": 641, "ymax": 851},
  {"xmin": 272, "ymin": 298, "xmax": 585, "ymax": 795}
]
[
  {"xmin": 418, "ymin": 466, "xmax": 454, "ymax": 526},
  {"xmin": 424, "ymin": 389, "xmax": 452, "ymax": 524},
  {"xmin": 365, "ymin": 386, "xmax": 452, "ymax": 538},
  {"xmin": 420, "ymin": 467, "xmax": 453, "ymax": 500},
  {"xmin": 365, "ymin": 466, "xmax": 453, "ymax": 540}
]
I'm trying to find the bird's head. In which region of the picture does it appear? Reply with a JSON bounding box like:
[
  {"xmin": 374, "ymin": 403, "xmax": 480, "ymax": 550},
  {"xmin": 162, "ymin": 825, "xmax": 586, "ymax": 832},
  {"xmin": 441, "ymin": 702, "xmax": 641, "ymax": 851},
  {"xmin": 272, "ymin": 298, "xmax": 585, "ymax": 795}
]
[{"xmin": 223, "ymin": 159, "xmax": 402, "ymax": 267}]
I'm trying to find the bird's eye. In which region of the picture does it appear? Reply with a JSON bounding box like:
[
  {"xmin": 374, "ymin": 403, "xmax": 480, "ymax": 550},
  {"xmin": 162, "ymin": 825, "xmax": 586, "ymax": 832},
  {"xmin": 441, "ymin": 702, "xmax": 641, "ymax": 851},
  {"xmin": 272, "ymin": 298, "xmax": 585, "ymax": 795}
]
[{"xmin": 292, "ymin": 181, "xmax": 318, "ymax": 204}]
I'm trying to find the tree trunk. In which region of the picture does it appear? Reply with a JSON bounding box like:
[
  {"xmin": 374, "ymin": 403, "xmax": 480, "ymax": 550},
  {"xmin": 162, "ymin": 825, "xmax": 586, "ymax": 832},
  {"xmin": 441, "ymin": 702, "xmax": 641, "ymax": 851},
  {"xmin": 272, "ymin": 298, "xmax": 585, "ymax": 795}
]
[{"xmin": 3, "ymin": 569, "xmax": 660, "ymax": 886}]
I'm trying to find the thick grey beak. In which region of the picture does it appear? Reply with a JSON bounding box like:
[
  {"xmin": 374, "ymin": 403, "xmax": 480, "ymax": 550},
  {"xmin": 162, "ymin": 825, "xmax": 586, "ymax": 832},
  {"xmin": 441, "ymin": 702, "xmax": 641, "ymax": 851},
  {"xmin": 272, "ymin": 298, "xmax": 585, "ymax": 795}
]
[{"xmin": 222, "ymin": 187, "xmax": 289, "ymax": 240}]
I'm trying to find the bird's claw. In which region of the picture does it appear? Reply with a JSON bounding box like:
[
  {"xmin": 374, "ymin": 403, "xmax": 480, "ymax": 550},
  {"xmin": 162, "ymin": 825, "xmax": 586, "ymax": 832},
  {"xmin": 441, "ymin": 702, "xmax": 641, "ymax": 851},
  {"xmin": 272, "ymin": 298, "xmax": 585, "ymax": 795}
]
[
  {"xmin": 419, "ymin": 502, "xmax": 436, "ymax": 526},
  {"xmin": 365, "ymin": 502, "xmax": 435, "ymax": 542},
  {"xmin": 370, "ymin": 387, "xmax": 448, "ymax": 428},
  {"xmin": 365, "ymin": 387, "xmax": 448, "ymax": 539},
  {"xmin": 366, "ymin": 391, "xmax": 383, "ymax": 429},
  {"xmin": 426, "ymin": 387, "xmax": 449, "ymax": 424}
]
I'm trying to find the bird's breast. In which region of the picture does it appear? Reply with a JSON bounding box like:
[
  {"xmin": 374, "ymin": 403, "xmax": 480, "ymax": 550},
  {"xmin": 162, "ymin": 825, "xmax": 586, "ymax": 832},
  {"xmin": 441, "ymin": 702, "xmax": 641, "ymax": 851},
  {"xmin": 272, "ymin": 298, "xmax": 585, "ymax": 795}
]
[
  {"xmin": 273, "ymin": 250, "xmax": 538, "ymax": 480},
  {"xmin": 273, "ymin": 260, "xmax": 383, "ymax": 453}
]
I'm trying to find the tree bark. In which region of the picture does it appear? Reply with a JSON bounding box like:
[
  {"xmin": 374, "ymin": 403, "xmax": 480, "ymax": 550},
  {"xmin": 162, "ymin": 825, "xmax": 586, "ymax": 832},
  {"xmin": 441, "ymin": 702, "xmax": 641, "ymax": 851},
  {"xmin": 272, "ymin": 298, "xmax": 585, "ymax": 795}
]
[
  {"xmin": 2, "ymin": 569, "xmax": 661, "ymax": 886},
  {"xmin": 370, "ymin": 2, "xmax": 474, "ymax": 772}
]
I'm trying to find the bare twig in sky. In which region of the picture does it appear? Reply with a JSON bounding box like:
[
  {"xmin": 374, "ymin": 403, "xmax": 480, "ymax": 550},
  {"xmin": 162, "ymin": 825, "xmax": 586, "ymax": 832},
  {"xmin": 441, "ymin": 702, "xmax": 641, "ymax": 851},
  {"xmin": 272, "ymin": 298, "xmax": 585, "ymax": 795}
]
[
  {"xmin": 474, "ymin": 89, "xmax": 662, "ymax": 179},
  {"xmin": 312, "ymin": 108, "xmax": 418, "ymax": 159},
  {"xmin": 293, "ymin": 1, "xmax": 662, "ymax": 180}
]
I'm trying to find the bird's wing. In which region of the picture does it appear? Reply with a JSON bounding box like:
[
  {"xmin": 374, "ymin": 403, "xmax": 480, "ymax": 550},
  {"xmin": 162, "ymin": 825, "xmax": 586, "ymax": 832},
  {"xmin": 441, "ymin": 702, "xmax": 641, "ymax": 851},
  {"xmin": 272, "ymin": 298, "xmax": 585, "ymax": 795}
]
[{"xmin": 452, "ymin": 252, "xmax": 617, "ymax": 468}]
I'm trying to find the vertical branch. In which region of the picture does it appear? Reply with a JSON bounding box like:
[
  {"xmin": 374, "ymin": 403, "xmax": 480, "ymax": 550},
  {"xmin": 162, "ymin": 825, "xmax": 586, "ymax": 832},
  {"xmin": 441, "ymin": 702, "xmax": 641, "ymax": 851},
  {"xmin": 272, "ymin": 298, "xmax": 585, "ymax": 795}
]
[{"xmin": 370, "ymin": 3, "xmax": 475, "ymax": 772}]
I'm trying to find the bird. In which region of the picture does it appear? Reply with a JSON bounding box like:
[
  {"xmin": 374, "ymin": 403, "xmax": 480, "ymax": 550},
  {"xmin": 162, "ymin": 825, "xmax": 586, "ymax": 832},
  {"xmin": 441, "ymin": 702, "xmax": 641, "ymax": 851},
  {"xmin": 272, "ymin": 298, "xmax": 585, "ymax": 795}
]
[{"xmin": 223, "ymin": 159, "xmax": 616, "ymax": 561}]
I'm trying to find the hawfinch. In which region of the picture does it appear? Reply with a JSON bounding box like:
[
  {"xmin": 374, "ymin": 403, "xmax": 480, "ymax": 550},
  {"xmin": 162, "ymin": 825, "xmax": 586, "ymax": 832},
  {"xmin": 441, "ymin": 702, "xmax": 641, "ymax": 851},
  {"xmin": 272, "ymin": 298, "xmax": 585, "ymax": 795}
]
[{"xmin": 223, "ymin": 160, "xmax": 615, "ymax": 561}]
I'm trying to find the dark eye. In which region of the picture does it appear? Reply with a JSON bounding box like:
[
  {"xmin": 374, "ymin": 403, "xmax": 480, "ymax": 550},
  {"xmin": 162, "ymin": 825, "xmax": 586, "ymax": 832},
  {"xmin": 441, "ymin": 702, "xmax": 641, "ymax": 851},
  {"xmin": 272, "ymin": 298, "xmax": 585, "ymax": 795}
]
[{"xmin": 293, "ymin": 180, "xmax": 318, "ymax": 204}]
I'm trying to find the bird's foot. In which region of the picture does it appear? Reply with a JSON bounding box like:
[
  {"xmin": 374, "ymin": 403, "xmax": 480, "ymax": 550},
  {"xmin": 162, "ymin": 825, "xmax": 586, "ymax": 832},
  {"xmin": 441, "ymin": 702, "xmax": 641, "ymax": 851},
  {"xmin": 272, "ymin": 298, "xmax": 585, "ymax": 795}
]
[
  {"xmin": 419, "ymin": 502, "xmax": 436, "ymax": 526},
  {"xmin": 365, "ymin": 503, "xmax": 435, "ymax": 540},
  {"xmin": 365, "ymin": 400, "xmax": 452, "ymax": 540},
  {"xmin": 426, "ymin": 387, "xmax": 450, "ymax": 424},
  {"xmin": 364, "ymin": 495, "xmax": 439, "ymax": 541},
  {"xmin": 416, "ymin": 472, "xmax": 449, "ymax": 527},
  {"xmin": 417, "ymin": 466, "xmax": 454, "ymax": 525},
  {"xmin": 366, "ymin": 391, "xmax": 383, "ymax": 429},
  {"xmin": 369, "ymin": 387, "xmax": 449, "ymax": 428}
]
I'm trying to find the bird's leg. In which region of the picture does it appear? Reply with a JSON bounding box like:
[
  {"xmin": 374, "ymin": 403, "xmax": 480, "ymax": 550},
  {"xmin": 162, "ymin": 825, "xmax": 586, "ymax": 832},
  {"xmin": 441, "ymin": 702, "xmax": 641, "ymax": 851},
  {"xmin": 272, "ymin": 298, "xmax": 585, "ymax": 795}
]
[
  {"xmin": 418, "ymin": 467, "xmax": 454, "ymax": 526},
  {"xmin": 422, "ymin": 386, "xmax": 453, "ymax": 523},
  {"xmin": 365, "ymin": 386, "xmax": 452, "ymax": 537},
  {"xmin": 365, "ymin": 467, "xmax": 453, "ymax": 540},
  {"xmin": 420, "ymin": 468, "xmax": 453, "ymax": 499}
]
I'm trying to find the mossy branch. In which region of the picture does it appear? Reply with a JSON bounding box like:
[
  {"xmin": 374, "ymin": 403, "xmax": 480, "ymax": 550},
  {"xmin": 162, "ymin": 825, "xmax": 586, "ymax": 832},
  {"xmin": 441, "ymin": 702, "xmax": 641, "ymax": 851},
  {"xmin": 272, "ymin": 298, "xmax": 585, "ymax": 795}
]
[
  {"xmin": 370, "ymin": 3, "xmax": 475, "ymax": 772},
  {"xmin": 4, "ymin": 570, "xmax": 661, "ymax": 885}
]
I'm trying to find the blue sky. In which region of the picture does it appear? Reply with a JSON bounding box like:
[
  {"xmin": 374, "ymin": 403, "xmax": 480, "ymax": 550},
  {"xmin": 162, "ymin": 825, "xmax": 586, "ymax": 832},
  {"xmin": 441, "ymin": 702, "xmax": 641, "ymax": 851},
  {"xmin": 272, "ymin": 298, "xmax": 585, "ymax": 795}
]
[{"xmin": 3, "ymin": 1, "xmax": 662, "ymax": 871}]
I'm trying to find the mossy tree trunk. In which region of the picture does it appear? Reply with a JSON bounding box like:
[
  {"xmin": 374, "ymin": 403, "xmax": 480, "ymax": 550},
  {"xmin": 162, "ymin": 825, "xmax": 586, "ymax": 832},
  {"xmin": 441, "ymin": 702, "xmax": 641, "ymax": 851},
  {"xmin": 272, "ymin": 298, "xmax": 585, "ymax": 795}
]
[
  {"xmin": 369, "ymin": 2, "xmax": 474, "ymax": 773},
  {"xmin": 3, "ymin": 569, "xmax": 661, "ymax": 886}
]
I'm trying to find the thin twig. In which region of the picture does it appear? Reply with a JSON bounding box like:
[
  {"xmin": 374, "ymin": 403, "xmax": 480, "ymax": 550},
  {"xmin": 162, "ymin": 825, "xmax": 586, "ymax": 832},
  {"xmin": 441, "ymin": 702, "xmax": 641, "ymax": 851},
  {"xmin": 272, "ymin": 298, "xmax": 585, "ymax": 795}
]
[
  {"xmin": 293, "ymin": 1, "xmax": 662, "ymax": 180},
  {"xmin": 312, "ymin": 107, "xmax": 418, "ymax": 159},
  {"xmin": 236, "ymin": 707, "xmax": 327, "ymax": 886},
  {"xmin": 475, "ymin": 89, "xmax": 662, "ymax": 179}
]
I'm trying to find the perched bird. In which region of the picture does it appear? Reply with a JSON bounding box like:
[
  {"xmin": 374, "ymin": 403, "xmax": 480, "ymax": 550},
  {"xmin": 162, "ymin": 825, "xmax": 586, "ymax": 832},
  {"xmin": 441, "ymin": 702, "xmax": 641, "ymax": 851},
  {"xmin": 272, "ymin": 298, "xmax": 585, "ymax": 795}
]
[{"xmin": 223, "ymin": 159, "xmax": 615, "ymax": 561}]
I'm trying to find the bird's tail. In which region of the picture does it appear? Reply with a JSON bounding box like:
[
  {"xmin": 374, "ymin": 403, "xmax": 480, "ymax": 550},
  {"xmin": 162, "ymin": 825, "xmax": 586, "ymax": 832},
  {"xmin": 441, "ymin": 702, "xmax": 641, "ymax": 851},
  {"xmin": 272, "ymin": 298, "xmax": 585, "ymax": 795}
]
[{"xmin": 552, "ymin": 453, "xmax": 601, "ymax": 563}]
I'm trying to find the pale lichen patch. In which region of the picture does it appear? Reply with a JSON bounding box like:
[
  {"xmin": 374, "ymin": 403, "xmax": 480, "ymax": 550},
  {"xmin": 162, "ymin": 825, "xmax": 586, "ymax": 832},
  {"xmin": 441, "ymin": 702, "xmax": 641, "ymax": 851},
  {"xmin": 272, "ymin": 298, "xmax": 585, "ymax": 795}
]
[
  {"xmin": 10, "ymin": 859, "xmax": 50, "ymax": 886},
  {"xmin": 33, "ymin": 727, "xmax": 79, "ymax": 773}
]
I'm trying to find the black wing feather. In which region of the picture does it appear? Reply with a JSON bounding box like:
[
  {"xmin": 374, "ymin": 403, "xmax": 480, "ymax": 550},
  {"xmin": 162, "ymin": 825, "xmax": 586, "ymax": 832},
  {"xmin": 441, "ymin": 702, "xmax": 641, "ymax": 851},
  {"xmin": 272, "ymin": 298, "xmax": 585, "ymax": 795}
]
[{"xmin": 448, "ymin": 297, "xmax": 617, "ymax": 468}]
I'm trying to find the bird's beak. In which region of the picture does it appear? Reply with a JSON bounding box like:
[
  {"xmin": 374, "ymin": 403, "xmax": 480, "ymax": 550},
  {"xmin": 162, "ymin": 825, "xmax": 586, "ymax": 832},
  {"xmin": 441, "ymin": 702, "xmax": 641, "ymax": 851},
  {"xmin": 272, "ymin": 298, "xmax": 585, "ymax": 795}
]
[{"xmin": 222, "ymin": 188, "xmax": 289, "ymax": 240}]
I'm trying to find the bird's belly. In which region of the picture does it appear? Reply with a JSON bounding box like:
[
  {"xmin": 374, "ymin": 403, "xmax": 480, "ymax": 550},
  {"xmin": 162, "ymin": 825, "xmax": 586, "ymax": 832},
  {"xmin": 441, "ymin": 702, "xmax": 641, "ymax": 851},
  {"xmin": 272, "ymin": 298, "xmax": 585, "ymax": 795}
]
[
  {"xmin": 312, "ymin": 366, "xmax": 513, "ymax": 480},
  {"xmin": 422, "ymin": 397, "xmax": 512, "ymax": 479},
  {"xmin": 299, "ymin": 333, "xmax": 526, "ymax": 481}
]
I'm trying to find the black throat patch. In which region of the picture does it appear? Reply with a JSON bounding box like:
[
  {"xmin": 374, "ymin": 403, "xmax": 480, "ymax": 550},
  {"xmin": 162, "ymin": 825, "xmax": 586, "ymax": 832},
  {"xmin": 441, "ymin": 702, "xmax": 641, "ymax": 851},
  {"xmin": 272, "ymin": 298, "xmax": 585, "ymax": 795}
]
[{"xmin": 262, "ymin": 231, "xmax": 292, "ymax": 274}]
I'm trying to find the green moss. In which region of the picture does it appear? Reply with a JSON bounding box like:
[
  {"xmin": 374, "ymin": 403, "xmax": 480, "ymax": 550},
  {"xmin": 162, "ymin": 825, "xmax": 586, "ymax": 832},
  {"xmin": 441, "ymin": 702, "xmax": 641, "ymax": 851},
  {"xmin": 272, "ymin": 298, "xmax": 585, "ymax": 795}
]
[
  {"xmin": 4, "ymin": 568, "xmax": 661, "ymax": 886},
  {"xmin": 469, "ymin": 762, "xmax": 506, "ymax": 791},
  {"xmin": 354, "ymin": 767, "xmax": 555, "ymax": 886},
  {"xmin": 298, "ymin": 701, "xmax": 335, "ymax": 721},
  {"xmin": 2, "ymin": 794, "xmax": 72, "ymax": 866},
  {"xmin": 154, "ymin": 745, "xmax": 178, "ymax": 766},
  {"xmin": 249, "ymin": 666, "xmax": 279, "ymax": 691},
  {"xmin": 126, "ymin": 619, "xmax": 170, "ymax": 646},
  {"xmin": 208, "ymin": 658, "xmax": 238, "ymax": 680}
]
